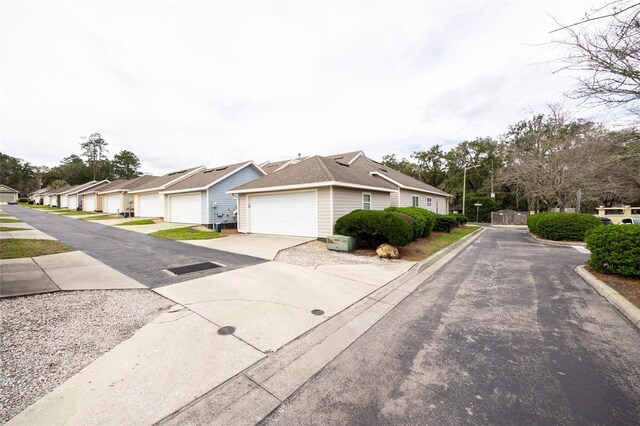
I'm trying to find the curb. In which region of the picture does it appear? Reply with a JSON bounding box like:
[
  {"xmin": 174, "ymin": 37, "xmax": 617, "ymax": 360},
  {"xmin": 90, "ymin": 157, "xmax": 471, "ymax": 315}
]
[
  {"xmin": 575, "ymin": 265, "xmax": 640, "ymax": 329},
  {"xmin": 528, "ymin": 232, "xmax": 586, "ymax": 247},
  {"xmin": 157, "ymin": 225, "xmax": 487, "ymax": 425}
]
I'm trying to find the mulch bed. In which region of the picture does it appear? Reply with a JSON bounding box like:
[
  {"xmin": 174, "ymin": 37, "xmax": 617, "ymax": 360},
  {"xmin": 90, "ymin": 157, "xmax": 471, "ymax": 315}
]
[{"xmin": 585, "ymin": 266, "xmax": 640, "ymax": 309}]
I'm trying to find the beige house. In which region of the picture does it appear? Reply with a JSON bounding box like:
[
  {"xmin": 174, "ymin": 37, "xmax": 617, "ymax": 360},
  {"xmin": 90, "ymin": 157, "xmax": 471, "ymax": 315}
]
[
  {"xmin": 0, "ymin": 184, "xmax": 19, "ymax": 204},
  {"xmin": 96, "ymin": 176, "xmax": 159, "ymax": 215},
  {"xmin": 128, "ymin": 167, "xmax": 205, "ymax": 218},
  {"xmin": 229, "ymin": 151, "xmax": 452, "ymax": 238}
]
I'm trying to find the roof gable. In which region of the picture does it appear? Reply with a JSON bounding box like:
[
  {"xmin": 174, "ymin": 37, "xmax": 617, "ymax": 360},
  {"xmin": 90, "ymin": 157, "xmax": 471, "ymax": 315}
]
[
  {"xmin": 0, "ymin": 184, "xmax": 18, "ymax": 193},
  {"xmin": 129, "ymin": 166, "xmax": 204, "ymax": 192},
  {"xmin": 162, "ymin": 162, "xmax": 265, "ymax": 193}
]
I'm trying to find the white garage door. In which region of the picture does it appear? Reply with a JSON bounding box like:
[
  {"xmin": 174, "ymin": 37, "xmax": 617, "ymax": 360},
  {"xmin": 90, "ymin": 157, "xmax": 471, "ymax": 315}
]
[
  {"xmin": 138, "ymin": 193, "xmax": 161, "ymax": 218},
  {"xmin": 68, "ymin": 194, "xmax": 77, "ymax": 210},
  {"xmin": 84, "ymin": 194, "xmax": 96, "ymax": 211},
  {"xmin": 60, "ymin": 195, "xmax": 69, "ymax": 208},
  {"xmin": 169, "ymin": 193, "xmax": 201, "ymax": 224},
  {"xmin": 249, "ymin": 191, "xmax": 317, "ymax": 237},
  {"xmin": 104, "ymin": 194, "xmax": 121, "ymax": 214}
]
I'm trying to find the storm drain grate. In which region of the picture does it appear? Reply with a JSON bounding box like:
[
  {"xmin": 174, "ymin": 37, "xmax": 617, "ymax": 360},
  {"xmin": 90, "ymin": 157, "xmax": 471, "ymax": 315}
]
[{"xmin": 166, "ymin": 262, "xmax": 222, "ymax": 276}]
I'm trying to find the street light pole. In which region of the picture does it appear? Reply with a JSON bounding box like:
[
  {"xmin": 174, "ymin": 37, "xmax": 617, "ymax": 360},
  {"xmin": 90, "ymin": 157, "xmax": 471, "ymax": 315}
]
[{"xmin": 462, "ymin": 164, "xmax": 479, "ymax": 217}]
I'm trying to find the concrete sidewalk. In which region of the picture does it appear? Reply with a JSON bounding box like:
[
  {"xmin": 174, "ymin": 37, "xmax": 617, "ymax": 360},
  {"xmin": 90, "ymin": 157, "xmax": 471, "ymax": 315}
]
[
  {"xmin": 117, "ymin": 222, "xmax": 193, "ymax": 234},
  {"xmin": 0, "ymin": 251, "xmax": 146, "ymax": 298}
]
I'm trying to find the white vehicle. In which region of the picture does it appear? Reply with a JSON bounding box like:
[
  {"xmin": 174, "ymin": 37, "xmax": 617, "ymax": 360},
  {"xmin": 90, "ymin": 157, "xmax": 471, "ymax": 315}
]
[{"xmin": 620, "ymin": 217, "xmax": 640, "ymax": 225}]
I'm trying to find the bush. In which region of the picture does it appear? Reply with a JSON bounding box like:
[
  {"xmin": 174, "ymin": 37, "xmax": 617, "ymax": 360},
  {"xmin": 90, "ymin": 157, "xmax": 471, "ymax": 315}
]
[
  {"xmin": 334, "ymin": 210, "xmax": 414, "ymax": 247},
  {"xmin": 385, "ymin": 207, "xmax": 436, "ymax": 238},
  {"xmin": 433, "ymin": 214, "xmax": 457, "ymax": 233},
  {"xmin": 463, "ymin": 195, "xmax": 496, "ymax": 222},
  {"xmin": 18, "ymin": 197, "xmax": 28, "ymax": 203},
  {"xmin": 452, "ymin": 214, "xmax": 467, "ymax": 226},
  {"xmin": 585, "ymin": 225, "xmax": 640, "ymax": 277},
  {"xmin": 527, "ymin": 212, "xmax": 602, "ymax": 241}
]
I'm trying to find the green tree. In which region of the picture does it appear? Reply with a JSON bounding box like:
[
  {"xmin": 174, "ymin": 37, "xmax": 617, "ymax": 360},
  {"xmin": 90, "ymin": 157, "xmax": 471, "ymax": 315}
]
[
  {"xmin": 80, "ymin": 133, "xmax": 109, "ymax": 180},
  {"xmin": 112, "ymin": 150, "xmax": 142, "ymax": 179},
  {"xmin": 381, "ymin": 154, "xmax": 417, "ymax": 178},
  {"xmin": 0, "ymin": 153, "xmax": 38, "ymax": 195},
  {"xmin": 412, "ymin": 145, "xmax": 447, "ymax": 188}
]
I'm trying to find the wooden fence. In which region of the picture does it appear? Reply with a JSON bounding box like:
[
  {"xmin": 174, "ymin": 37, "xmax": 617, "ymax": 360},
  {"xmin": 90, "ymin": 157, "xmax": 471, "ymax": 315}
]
[{"xmin": 491, "ymin": 210, "xmax": 529, "ymax": 225}]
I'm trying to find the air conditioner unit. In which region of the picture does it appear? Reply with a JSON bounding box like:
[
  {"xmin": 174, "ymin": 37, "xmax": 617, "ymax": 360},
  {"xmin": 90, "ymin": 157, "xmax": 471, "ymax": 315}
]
[{"xmin": 327, "ymin": 235, "xmax": 356, "ymax": 252}]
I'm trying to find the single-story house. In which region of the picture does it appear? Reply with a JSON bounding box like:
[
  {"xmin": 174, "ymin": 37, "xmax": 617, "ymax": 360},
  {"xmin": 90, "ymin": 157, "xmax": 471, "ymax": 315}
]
[
  {"xmin": 129, "ymin": 167, "xmax": 205, "ymax": 218},
  {"xmin": 78, "ymin": 181, "xmax": 113, "ymax": 212},
  {"xmin": 96, "ymin": 175, "xmax": 158, "ymax": 215},
  {"xmin": 29, "ymin": 187, "xmax": 49, "ymax": 204},
  {"xmin": 160, "ymin": 161, "xmax": 266, "ymax": 226},
  {"xmin": 66, "ymin": 181, "xmax": 109, "ymax": 210},
  {"xmin": 229, "ymin": 151, "xmax": 452, "ymax": 238},
  {"xmin": 57, "ymin": 181, "xmax": 98, "ymax": 209},
  {"xmin": 0, "ymin": 184, "xmax": 19, "ymax": 204},
  {"xmin": 48, "ymin": 185, "xmax": 73, "ymax": 207}
]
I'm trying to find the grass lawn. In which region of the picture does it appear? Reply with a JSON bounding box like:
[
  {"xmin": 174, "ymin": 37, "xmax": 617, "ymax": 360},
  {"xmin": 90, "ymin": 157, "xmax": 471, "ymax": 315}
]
[
  {"xmin": 117, "ymin": 219, "xmax": 155, "ymax": 226},
  {"xmin": 58, "ymin": 210, "xmax": 97, "ymax": 215},
  {"xmin": 22, "ymin": 205, "xmax": 57, "ymax": 209},
  {"xmin": 0, "ymin": 239, "xmax": 73, "ymax": 259},
  {"xmin": 150, "ymin": 226, "xmax": 224, "ymax": 240},
  {"xmin": 399, "ymin": 226, "xmax": 480, "ymax": 261},
  {"xmin": 0, "ymin": 226, "xmax": 31, "ymax": 232},
  {"xmin": 79, "ymin": 214, "xmax": 122, "ymax": 221},
  {"xmin": 0, "ymin": 218, "xmax": 21, "ymax": 223},
  {"xmin": 0, "ymin": 211, "xmax": 10, "ymax": 216}
]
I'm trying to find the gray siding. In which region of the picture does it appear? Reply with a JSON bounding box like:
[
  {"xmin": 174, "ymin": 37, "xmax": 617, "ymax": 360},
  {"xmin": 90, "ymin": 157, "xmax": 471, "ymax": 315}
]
[
  {"xmin": 317, "ymin": 187, "xmax": 331, "ymax": 237},
  {"xmin": 238, "ymin": 194, "xmax": 248, "ymax": 232},
  {"xmin": 207, "ymin": 166, "xmax": 263, "ymax": 225},
  {"xmin": 332, "ymin": 187, "xmax": 391, "ymax": 234},
  {"xmin": 399, "ymin": 190, "xmax": 448, "ymax": 214}
]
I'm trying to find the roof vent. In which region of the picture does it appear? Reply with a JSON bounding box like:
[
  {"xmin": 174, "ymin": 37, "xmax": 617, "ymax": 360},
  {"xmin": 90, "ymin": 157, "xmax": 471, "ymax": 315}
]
[
  {"xmin": 168, "ymin": 169, "xmax": 187, "ymax": 176},
  {"xmin": 379, "ymin": 167, "xmax": 388, "ymax": 172},
  {"xmin": 336, "ymin": 161, "xmax": 350, "ymax": 167},
  {"xmin": 214, "ymin": 166, "xmax": 227, "ymax": 171},
  {"xmin": 333, "ymin": 156, "xmax": 344, "ymax": 160}
]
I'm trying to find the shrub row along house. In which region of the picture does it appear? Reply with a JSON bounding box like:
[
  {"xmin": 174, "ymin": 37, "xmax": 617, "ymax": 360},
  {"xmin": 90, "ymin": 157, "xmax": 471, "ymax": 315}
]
[{"xmin": 29, "ymin": 151, "xmax": 452, "ymax": 237}]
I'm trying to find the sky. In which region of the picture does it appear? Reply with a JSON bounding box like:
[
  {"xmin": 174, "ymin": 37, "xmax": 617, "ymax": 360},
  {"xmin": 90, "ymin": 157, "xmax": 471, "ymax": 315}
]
[{"xmin": 1, "ymin": 0, "xmax": 605, "ymax": 175}]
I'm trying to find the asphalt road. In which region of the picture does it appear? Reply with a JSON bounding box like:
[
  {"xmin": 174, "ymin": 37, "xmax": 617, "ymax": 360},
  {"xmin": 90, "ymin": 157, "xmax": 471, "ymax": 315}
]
[
  {"xmin": 4, "ymin": 206, "xmax": 265, "ymax": 287},
  {"xmin": 262, "ymin": 227, "xmax": 640, "ymax": 425}
]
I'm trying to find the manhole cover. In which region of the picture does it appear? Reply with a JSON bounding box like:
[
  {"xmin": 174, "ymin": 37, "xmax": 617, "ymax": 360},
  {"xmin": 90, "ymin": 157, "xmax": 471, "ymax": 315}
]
[
  {"xmin": 167, "ymin": 262, "xmax": 222, "ymax": 276},
  {"xmin": 311, "ymin": 309, "xmax": 325, "ymax": 316},
  {"xmin": 218, "ymin": 326, "xmax": 236, "ymax": 335}
]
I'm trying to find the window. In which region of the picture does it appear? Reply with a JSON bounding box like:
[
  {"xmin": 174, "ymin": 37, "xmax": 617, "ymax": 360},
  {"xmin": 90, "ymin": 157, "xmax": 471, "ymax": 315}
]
[
  {"xmin": 362, "ymin": 193, "xmax": 371, "ymax": 210},
  {"xmin": 412, "ymin": 195, "xmax": 419, "ymax": 207},
  {"xmin": 426, "ymin": 197, "xmax": 432, "ymax": 207}
]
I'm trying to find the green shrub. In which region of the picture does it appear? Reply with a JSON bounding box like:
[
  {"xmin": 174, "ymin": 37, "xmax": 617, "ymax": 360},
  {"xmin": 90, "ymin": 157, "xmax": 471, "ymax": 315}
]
[
  {"xmin": 527, "ymin": 212, "xmax": 602, "ymax": 241},
  {"xmin": 585, "ymin": 225, "xmax": 640, "ymax": 277},
  {"xmin": 334, "ymin": 210, "xmax": 414, "ymax": 247},
  {"xmin": 464, "ymin": 195, "xmax": 496, "ymax": 222},
  {"xmin": 433, "ymin": 214, "xmax": 457, "ymax": 233},
  {"xmin": 385, "ymin": 207, "xmax": 436, "ymax": 238},
  {"xmin": 452, "ymin": 214, "xmax": 467, "ymax": 226}
]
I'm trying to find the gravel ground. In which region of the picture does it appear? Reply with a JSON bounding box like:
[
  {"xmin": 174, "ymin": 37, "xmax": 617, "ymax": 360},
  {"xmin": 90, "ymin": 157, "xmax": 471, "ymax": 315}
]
[
  {"xmin": 0, "ymin": 290, "xmax": 172, "ymax": 424},
  {"xmin": 275, "ymin": 240, "xmax": 409, "ymax": 267}
]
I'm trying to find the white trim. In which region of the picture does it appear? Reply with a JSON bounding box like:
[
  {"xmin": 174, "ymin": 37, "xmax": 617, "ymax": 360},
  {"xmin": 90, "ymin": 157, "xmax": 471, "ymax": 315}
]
[
  {"xmin": 412, "ymin": 195, "xmax": 419, "ymax": 207},
  {"xmin": 348, "ymin": 151, "xmax": 365, "ymax": 164},
  {"xmin": 97, "ymin": 189, "xmax": 128, "ymax": 195},
  {"xmin": 362, "ymin": 192, "xmax": 372, "ymax": 210},
  {"xmin": 247, "ymin": 189, "xmax": 319, "ymax": 237},
  {"xmin": 368, "ymin": 171, "xmax": 452, "ymax": 198},
  {"xmin": 228, "ymin": 181, "xmax": 395, "ymax": 195},
  {"xmin": 426, "ymin": 196, "xmax": 432, "ymax": 207}
]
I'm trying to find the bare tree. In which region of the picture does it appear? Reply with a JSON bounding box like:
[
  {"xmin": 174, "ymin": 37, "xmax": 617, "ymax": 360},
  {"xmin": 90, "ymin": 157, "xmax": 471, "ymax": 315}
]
[{"xmin": 553, "ymin": 1, "xmax": 640, "ymax": 115}]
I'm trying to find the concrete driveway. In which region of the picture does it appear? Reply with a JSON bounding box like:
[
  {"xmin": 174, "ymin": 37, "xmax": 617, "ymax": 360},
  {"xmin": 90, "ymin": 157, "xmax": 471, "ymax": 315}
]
[
  {"xmin": 3, "ymin": 206, "xmax": 265, "ymax": 287},
  {"xmin": 184, "ymin": 234, "xmax": 313, "ymax": 260},
  {"xmin": 116, "ymin": 222, "xmax": 194, "ymax": 234}
]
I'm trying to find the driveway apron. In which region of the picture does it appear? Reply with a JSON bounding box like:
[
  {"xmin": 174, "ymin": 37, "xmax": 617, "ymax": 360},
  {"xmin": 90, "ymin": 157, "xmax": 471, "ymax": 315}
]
[{"xmin": 4, "ymin": 206, "xmax": 265, "ymax": 287}]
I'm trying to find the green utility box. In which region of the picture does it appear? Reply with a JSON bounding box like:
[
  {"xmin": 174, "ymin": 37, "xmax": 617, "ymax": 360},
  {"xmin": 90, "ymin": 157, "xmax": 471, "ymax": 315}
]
[{"xmin": 326, "ymin": 235, "xmax": 356, "ymax": 252}]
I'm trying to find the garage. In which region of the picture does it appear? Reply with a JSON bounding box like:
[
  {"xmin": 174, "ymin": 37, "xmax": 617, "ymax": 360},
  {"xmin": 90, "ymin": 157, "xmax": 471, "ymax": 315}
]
[
  {"xmin": 168, "ymin": 193, "xmax": 201, "ymax": 224},
  {"xmin": 0, "ymin": 193, "xmax": 16, "ymax": 203},
  {"xmin": 249, "ymin": 191, "xmax": 317, "ymax": 237},
  {"xmin": 104, "ymin": 194, "xmax": 121, "ymax": 214},
  {"xmin": 83, "ymin": 194, "xmax": 96, "ymax": 211},
  {"xmin": 68, "ymin": 194, "xmax": 78, "ymax": 210},
  {"xmin": 60, "ymin": 194, "xmax": 69, "ymax": 208},
  {"xmin": 138, "ymin": 193, "xmax": 161, "ymax": 217}
]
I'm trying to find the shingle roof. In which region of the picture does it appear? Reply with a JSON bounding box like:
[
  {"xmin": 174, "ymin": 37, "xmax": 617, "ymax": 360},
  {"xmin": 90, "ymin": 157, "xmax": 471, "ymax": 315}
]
[
  {"xmin": 260, "ymin": 156, "xmax": 308, "ymax": 174},
  {"xmin": 64, "ymin": 181, "xmax": 107, "ymax": 195},
  {"xmin": 231, "ymin": 155, "xmax": 396, "ymax": 192},
  {"xmin": 129, "ymin": 166, "xmax": 203, "ymax": 192},
  {"xmin": 351, "ymin": 156, "xmax": 452, "ymax": 197},
  {"xmin": 163, "ymin": 162, "xmax": 258, "ymax": 192},
  {"xmin": 97, "ymin": 175, "xmax": 158, "ymax": 193},
  {"xmin": 78, "ymin": 181, "xmax": 113, "ymax": 195},
  {"xmin": 324, "ymin": 150, "xmax": 363, "ymax": 164},
  {"xmin": 0, "ymin": 184, "xmax": 18, "ymax": 193}
]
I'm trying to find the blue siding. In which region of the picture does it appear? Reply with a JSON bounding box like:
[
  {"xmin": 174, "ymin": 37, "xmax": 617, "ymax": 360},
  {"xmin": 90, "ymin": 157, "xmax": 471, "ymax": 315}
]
[{"xmin": 205, "ymin": 166, "xmax": 262, "ymax": 225}]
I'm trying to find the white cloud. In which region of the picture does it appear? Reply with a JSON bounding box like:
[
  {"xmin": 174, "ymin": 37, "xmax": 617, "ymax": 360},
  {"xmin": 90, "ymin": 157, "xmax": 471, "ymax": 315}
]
[{"xmin": 1, "ymin": 0, "xmax": 601, "ymax": 174}]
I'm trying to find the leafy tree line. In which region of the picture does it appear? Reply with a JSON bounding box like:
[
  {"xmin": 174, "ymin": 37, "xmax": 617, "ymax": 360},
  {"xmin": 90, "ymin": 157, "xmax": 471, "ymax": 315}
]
[
  {"xmin": 0, "ymin": 133, "xmax": 144, "ymax": 195},
  {"xmin": 382, "ymin": 106, "xmax": 640, "ymax": 215}
]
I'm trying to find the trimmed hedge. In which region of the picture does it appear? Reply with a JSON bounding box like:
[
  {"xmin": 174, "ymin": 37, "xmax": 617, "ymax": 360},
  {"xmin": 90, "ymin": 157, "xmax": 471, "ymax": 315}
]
[
  {"xmin": 452, "ymin": 214, "xmax": 467, "ymax": 226},
  {"xmin": 527, "ymin": 212, "xmax": 602, "ymax": 241},
  {"xmin": 334, "ymin": 210, "xmax": 414, "ymax": 247},
  {"xmin": 433, "ymin": 214, "xmax": 457, "ymax": 233},
  {"xmin": 585, "ymin": 225, "xmax": 640, "ymax": 277},
  {"xmin": 385, "ymin": 207, "xmax": 436, "ymax": 238}
]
